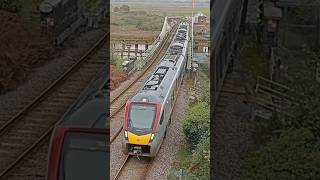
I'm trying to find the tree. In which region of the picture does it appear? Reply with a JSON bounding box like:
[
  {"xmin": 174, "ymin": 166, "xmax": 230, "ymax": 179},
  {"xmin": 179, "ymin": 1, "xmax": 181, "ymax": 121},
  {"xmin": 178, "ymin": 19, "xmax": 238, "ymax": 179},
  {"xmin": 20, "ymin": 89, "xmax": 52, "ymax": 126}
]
[
  {"xmin": 119, "ymin": 5, "xmax": 130, "ymax": 13},
  {"xmin": 113, "ymin": 6, "xmax": 119, "ymax": 12}
]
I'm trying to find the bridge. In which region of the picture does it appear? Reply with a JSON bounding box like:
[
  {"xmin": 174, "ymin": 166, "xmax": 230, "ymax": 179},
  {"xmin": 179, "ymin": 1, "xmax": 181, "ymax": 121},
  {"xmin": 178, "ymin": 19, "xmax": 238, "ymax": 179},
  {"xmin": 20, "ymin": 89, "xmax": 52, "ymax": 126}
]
[{"xmin": 111, "ymin": 16, "xmax": 195, "ymax": 72}]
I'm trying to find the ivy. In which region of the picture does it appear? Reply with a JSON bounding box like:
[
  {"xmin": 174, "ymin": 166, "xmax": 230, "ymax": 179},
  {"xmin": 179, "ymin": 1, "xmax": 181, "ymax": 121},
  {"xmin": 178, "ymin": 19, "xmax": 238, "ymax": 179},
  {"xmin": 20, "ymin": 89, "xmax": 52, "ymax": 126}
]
[
  {"xmin": 241, "ymin": 128, "xmax": 320, "ymax": 180},
  {"xmin": 183, "ymin": 101, "xmax": 210, "ymax": 148}
]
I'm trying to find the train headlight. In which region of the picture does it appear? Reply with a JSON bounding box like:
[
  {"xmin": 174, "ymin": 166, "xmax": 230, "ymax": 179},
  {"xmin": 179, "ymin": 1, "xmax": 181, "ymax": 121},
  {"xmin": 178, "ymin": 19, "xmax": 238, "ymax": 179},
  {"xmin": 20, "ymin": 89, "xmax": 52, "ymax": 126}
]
[
  {"xmin": 124, "ymin": 131, "xmax": 128, "ymax": 140},
  {"xmin": 149, "ymin": 133, "xmax": 155, "ymax": 143}
]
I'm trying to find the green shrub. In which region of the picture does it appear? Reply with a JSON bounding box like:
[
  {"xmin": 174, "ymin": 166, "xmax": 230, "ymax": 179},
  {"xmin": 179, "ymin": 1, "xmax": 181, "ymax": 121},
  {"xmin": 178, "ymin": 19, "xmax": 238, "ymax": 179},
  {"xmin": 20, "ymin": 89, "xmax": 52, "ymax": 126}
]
[
  {"xmin": 241, "ymin": 128, "xmax": 320, "ymax": 180},
  {"xmin": 188, "ymin": 136, "xmax": 210, "ymax": 179},
  {"xmin": 0, "ymin": 0, "xmax": 21, "ymax": 13},
  {"xmin": 183, "ymin": 101, "xmax": 210, "ymax": 147}
]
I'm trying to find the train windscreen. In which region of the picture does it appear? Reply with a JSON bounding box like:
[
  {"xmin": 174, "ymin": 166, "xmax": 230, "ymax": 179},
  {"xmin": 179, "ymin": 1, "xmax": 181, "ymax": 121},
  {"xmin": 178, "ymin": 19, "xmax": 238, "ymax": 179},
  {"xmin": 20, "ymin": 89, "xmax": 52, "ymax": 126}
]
[
  {"xmin": 60, "ymin": 132, "xmax": 108, "ymax": 180},
  {"xmin": 129, "ymin": 104, "xmax": 156, "ymax": 132}
]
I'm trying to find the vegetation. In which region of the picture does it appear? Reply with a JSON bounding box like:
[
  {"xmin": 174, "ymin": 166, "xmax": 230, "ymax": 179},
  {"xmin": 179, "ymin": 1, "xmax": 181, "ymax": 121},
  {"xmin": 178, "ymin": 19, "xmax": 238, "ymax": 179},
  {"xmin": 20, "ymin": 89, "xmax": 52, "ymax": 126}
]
[
  {"xmin": 241, "ymin": 128, "xmax": 320, "ymax": 180},
  {"xmin": 111, "ymin": 56, "xmax": 123, "ymax": 69},
  {"xmin": 241, "ymin": 47, "xmax": 320, "ymax": 178},
  {"xmin": 112, "ymin": 3, "xmax": 209, "ymax": 17},
  {"xmin": 183, "ymin": 102, "xmax": 210, "ymax": 147},
  {"xmin": 113, "ymin": 5, "xmax": 130, "ymax": 13},
  {"xmin": 0, "ymin": 0, "xmax": 21, "ymax": 13},
  {"xmin": 169, "ymin": 72, "xmax": 210, "ymax": 179},
  {"xmin": 111, "ymin": 10, "xmax": 163, "ymax": 32},
  {"xmin": 287, "ymin": 0, "xmax": 319, "ymax": 25},
  {"xmin": 240, "ymin": 37, "xmax": 269, "ymax": 79},
  {"xmin": 285, "ymin": 49, "xmax": 320, "ymax": 137}
]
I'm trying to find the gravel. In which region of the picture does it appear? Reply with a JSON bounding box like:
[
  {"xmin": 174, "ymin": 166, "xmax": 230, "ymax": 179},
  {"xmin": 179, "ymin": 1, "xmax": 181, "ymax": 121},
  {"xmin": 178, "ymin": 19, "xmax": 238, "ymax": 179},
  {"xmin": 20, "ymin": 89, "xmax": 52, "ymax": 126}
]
[
  {"xmin": 212, "ymin": 57, "xmax": 255, "ymax": 180},
  {"xmin": 110, "ymin": 80, "xmax": 189, "ymax": 179},
  {"xmin": 0, "ymin": 28, "xmax": 106, "ymax": 127},
  {"xmin": 145, "ymin": 83, "xmax": 189, "ymax": 180}
]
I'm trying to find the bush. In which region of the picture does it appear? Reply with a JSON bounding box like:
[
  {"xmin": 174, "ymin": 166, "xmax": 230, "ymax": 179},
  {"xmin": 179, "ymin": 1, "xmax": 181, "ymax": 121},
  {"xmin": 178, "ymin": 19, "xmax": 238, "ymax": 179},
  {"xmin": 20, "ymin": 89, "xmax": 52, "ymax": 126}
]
[
  {"xmin": 183, "ymin": 101, "xmax": 210, "ymax": 147},
  {"xmin": 188, "ymin": 136, "xmax": 210, "ymax": 179},
  {"xmin": 0, "ymin": 0, "xmax": 21, "ymax": 13},
  {"xmin": 113, "ymin": 6, "xmax": 119, "ymax": 12},
  {"xmin": 241, "ymin": 128, "xmax": 320, "ymax": 180},
  {"xmin": 119, "ymin": 5, "xmax": 130, "ymax": 13}
]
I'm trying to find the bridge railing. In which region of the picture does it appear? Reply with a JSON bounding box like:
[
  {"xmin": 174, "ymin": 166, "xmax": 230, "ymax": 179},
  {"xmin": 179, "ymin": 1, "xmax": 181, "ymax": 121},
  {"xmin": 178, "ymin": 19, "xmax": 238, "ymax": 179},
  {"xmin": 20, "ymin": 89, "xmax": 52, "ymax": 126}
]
[{"xmin": 135, "ymin": 16, "xmax": 174, "ymax": 70}]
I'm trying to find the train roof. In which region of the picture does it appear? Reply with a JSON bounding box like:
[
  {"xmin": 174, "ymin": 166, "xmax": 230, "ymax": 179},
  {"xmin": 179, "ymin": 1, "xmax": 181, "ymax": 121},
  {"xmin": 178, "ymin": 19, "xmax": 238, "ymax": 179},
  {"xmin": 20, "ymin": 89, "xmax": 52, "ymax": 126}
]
[
  {"xmin": 61, "ymin": 65, "xmax": 108, "ymax": 129},
  {"xmin": 131, "ymin": 23, "xmax": 189, "ymax": 104}
]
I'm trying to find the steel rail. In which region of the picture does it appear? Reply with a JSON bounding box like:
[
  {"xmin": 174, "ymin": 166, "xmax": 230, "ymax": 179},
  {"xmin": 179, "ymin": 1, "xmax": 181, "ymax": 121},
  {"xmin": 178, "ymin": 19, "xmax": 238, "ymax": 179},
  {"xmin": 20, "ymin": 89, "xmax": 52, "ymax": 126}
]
[{"xmin": 0, "ymin": 32, "xmax": 108, "ymax": 179}]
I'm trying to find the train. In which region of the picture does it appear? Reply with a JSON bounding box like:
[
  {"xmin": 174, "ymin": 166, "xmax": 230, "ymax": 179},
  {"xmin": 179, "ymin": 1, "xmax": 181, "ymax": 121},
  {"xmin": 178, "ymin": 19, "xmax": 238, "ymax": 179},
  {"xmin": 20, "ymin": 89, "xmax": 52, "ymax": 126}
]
[
  {"xmin": 122, "ymin": 22, "xmax": 190, "ymax": 157},
  {"xmin": 39, "ymin": 0, "xmax": 107, "ymax": 45},
  {"xmin": 211, "ymin": 0, "xmax": 245, "ymax": 107},
  {"xmin": 46, "ymin": 65, "xmax": 109, "ymax": 180},
  {"xmin": 40, "ymin": 0, "xmax": 82, "ymax": 45}
]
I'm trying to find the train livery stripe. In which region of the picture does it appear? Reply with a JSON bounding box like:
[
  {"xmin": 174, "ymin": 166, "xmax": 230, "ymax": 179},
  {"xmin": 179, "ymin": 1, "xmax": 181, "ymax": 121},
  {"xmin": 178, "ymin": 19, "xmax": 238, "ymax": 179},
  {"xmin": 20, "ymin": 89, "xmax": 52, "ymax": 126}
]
[
  {"xmin": 152, "ymin": 103, "xmax": 163, "ymax": 132},
  {"xmin": 128, "ymin": 132, "xmax": 152, "ymax": 145},
  {"xmin": 124, "ymin": 101, "xmax": 131, "ymax": 130}
]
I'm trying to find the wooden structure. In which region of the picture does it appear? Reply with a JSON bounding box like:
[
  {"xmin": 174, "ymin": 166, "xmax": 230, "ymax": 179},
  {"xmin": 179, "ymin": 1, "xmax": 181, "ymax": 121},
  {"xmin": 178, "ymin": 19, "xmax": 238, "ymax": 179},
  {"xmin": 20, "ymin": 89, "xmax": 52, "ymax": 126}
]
[{"xmin": 253, "ymin": 76, "xmax": 302, "ymax": 120}]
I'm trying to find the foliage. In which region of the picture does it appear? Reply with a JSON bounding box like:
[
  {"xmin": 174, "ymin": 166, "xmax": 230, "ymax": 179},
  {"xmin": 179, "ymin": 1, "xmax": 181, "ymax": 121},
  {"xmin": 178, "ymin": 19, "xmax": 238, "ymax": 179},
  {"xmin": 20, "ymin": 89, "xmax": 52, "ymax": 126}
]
[
  {"xmin": 168, "ymin": 137, "xmax": 210, "ymax": 179},
  {"xmin": 111, "ymin": 57, "xmax": 123, "ymax": 69},
  {"xmin": 188, "ymin": 136, "xmax": 210, "ymax": 179},
  {"xmin": 113, "ymin": 6, "xmax": 119, "ymax": 12},
  {"xmin": 240, "ymin": 37, "xmax": 269, "ymax": 79},
  {"xmin": 196, "ymin": 71, "xmax": 210, "ymax": 104},
  {"xmin": 284, "ymin": 49, "xmax": 320, "ymax": 137},
  {"xmin": 119, "ymin": 5, "xmax": 130, "ymax": 13},
  {"xmin": 241, "ymin": 128, "xmax": 320, "ymax": 180},
  {"xmin": 0, "ymin": 0, "xmax": 21, "ymax": 13},
  {"xmin": 286, "ymin": 0, "xmax": 319, "ymax": 25},
  {"xmin": 111, "ymin": 10, "xmax": 163, "ymax": 31},
  {"xmin": 183, "ymin": 101, "xmax": 210, "ymax": 147}
]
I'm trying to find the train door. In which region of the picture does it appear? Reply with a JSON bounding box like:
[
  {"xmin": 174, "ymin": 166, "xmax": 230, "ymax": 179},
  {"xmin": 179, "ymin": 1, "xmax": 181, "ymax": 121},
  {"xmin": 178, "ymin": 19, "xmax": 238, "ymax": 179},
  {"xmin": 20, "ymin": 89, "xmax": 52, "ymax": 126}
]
[{"xmin": 158, "ymin": 111, "xmax": 166, "ymax": 140}]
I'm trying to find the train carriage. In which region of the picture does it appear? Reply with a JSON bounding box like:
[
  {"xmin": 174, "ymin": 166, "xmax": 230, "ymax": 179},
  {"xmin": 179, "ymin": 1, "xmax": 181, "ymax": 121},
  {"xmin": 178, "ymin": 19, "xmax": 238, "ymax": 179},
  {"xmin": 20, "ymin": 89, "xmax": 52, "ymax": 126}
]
[
  {"xmin": 122, "ymin": 23, "xmax": 190, "ymax": 157},
  {"xmin": 46, "ymin": 65, "xmax": 109, "ymax": 180}
]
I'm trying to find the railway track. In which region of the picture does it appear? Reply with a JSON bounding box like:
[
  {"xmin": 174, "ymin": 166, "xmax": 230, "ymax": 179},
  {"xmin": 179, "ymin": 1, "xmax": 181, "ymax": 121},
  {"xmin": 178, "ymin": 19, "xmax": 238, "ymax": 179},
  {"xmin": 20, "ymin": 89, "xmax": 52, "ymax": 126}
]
[
  {"xmin": 110, "ymin": 23, "xmax": 180, "ymax": 180},
  {"xmin": 110, "ymin": 24, "xmax": 179, "ymax": 143},
  {"xmin": 0, "ymin": 32, "xmax": 108, "ymax": 179},
  {"xmin": 113, "ymin": 155, "xmax": 152, "ymax": 180}
]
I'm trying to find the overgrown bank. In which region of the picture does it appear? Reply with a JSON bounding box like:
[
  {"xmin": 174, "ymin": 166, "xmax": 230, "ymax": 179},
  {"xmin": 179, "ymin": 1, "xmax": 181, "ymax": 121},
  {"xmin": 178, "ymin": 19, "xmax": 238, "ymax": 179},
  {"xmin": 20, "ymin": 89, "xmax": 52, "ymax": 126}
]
[{"xmin": 169, "ymin": 67, "xmax": 210, "ymax": 179}]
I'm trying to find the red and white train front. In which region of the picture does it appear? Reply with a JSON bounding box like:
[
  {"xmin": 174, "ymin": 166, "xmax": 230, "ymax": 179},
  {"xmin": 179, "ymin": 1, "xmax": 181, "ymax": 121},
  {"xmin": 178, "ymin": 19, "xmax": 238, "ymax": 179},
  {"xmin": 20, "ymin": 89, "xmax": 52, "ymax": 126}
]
[{"xmin": 122, "ymin": 98, "xmax": 164, "ymax": 157}]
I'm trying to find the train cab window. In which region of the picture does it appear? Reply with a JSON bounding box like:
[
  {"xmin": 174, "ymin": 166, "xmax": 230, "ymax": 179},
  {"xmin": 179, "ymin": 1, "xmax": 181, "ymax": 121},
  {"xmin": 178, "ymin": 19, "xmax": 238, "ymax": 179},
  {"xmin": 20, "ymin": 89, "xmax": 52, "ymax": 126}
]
[
  {"xmin": 129, "ymin": 104, "xmax": 156, "ymax": 132},
  {"xmin": 60, "ymin": 133, "xmax": 108, "ymax": 180}
]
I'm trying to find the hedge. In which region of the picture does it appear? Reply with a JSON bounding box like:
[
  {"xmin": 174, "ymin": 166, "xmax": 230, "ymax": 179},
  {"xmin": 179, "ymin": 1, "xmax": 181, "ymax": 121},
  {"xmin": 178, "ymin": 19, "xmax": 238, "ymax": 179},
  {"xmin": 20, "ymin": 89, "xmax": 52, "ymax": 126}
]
[
  {"xmin": 241, "ymin": 128, "xmax": 320, "ymax": 180},
  {"xmin": 183, "ymin": 101, "xmax": 210, "ymax": 147}
]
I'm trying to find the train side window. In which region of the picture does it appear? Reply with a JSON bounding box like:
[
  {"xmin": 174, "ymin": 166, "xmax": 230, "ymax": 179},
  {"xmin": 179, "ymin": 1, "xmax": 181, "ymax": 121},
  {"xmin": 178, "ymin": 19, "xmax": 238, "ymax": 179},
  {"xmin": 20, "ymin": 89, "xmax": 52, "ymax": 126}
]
[{"xmin": 160, "ymin": 113, "xmax": 164, "ymax": 125}]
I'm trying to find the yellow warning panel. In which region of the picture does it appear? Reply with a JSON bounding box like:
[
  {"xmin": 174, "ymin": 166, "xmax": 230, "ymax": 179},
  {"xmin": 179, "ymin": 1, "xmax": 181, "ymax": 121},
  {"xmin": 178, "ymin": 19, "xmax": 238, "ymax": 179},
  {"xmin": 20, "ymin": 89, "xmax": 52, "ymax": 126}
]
[{"xmin": 128, "ymin": 132, "xmax": 151, "ymax": 145}]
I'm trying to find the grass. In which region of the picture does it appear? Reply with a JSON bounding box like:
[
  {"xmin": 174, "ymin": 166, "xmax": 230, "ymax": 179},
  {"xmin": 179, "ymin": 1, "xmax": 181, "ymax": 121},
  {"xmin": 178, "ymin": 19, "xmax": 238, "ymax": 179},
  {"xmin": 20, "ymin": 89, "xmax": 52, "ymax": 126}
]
[
  {"xmin": 111, "ymin": 11, "xmax": 164, "ymax": 31},
  {"xmin": 84, "ymin": 0, "xmax": 101, "ymax": 12},
  {"xmin": 167, "ymin": 143, "xmax": 194, "ymax": 180},
  {"xmin": 18, "ymin": 0, "xmax": 41, "ymax": 30},
  {"xmin": 240, "ymin": 40, "xmax": 269, "ymax": 79},
  {"xmin": 111, "ymin": 3, "xmax": 209, "ymax": 17},
  {"xmin": 111, "ymin": 57, "xmax": 124, "ymax": 69}
]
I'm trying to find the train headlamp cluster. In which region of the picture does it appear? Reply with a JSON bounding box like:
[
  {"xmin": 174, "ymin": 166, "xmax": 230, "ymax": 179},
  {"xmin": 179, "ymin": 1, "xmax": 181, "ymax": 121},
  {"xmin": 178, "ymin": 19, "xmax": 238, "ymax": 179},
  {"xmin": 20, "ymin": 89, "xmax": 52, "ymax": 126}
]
[
  {"xmin": 149, "ymin": 133, "xmax": 155, "ymax": 142},
  {"xmin": 124, "ymin": 131, "xmax": 128, "ymax": 140}
]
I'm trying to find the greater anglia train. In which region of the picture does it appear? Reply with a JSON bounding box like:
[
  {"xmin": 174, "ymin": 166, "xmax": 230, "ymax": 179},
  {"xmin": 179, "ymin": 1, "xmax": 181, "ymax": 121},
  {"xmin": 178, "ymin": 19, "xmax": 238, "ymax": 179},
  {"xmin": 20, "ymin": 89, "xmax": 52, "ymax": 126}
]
[
  {"xmin": 46, "ymin": 66, "xmax": 109, "ymax": 180},
  {"xmin": 122, "ymin": 22, "xmax": 190, "ymax": 157}
]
